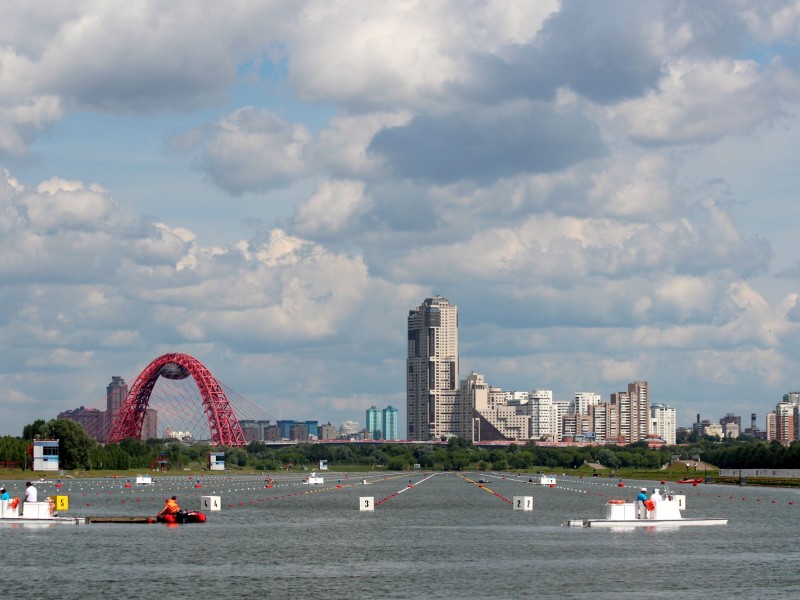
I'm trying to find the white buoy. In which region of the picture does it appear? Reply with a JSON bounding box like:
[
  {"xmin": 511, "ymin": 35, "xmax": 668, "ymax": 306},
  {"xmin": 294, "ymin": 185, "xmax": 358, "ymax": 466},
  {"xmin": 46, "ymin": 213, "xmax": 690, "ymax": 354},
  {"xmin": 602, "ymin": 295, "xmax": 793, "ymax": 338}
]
[
  {"xmin": 359, "ymin": 496, "xmax": 374, "ymax": 511},
  {"xmin": 513, "ymin": 496, "xmax": 533, "ymax": 511}
]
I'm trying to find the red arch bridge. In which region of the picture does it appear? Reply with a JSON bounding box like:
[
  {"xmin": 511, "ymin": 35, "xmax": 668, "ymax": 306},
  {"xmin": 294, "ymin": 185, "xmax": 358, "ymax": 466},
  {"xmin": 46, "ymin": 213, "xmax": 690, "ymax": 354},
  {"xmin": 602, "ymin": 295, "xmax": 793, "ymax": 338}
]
[{"xmin": 106, "ymin": 353, "xmax": 258, "ymax": 447}]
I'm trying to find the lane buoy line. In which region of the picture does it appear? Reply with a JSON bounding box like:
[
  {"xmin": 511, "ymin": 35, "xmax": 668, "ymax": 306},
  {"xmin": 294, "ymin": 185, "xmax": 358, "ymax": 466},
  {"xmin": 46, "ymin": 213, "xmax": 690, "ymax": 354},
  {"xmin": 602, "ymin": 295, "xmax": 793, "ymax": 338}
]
[
  {"xmin": 24, "ymin": 473, "xmax": 404, "ymax": 509},
  {"xmin": 533, "ymin": 479, "xmax": 799, "ymax": 509},
  {"xmin": 458, "ymin": 474, "xmax": 512, "ymax": 504},
  {"xmin": 374, "ymin": 473, "xmax": 437, "ymax": 507}
]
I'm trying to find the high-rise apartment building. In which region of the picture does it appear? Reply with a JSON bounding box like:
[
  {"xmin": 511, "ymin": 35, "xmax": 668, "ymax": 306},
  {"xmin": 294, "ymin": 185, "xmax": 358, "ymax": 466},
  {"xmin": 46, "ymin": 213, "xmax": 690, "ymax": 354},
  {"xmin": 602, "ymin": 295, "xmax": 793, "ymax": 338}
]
[
  {"xmin": 105, "ymin": 375, "xmax": 128, "ymax": 440},
  {"xmin": 552, "ymin": 400, "xmax": 572, "ymax": 442},
  {"xmin": 529, "ymin": 390, "xmax": 554, "ymax": 441},
  {"xmin": 366, "ymin": 406, "xmax": 383, "ymax": 439},
  {"xmin": 589, "ymin": 401, "xmax": 619, "ymax": 443},
  {"xmin": 407, "ymin": 296, "xmax": 463, "ymax": 440},
  {"xmin": 775, "ymin": 401, "xmax": 795, "ymax": 444},
  {"xmin": 612, "ymin": 381, "xmax": 650, "ymax": 444},
  {"xmin": 650, "ymin": 403, "xmax": 676, "ymax": 445},
  {"xmin": 383, "ymin": 405, "xmax": 399, "ymax": 440},
  {"xmin": 574, "ymin": 392, "xmax": 601, "ymax": 416}
]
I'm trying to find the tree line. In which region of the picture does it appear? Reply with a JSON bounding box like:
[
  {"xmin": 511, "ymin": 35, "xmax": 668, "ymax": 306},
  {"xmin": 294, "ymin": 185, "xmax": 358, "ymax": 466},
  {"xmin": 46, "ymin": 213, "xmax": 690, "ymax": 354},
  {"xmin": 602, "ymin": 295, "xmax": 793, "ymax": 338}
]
[{"xmin": 1, "ymin": 419, "xmax": 799, "ymax": 472}]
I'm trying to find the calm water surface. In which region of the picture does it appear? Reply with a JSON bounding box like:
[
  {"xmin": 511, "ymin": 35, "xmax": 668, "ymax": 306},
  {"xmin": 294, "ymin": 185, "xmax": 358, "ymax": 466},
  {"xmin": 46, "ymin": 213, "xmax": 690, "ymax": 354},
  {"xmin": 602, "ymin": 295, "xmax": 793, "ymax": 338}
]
[{"xmin": 1, "ymin": 472, "xmax": 798, "ymax": 599}]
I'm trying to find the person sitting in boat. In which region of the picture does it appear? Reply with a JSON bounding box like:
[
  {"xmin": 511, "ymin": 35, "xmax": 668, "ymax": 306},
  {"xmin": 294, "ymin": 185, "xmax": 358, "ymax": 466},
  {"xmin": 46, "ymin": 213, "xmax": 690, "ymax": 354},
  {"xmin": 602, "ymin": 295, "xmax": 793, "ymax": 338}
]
[
  {"xmin": 650, "ymin": 488, "xmax": 663, "ymax": 503},
  {"xmin": 24, "ymin": 481, "xmax": 38, "ymax": 505},
  {"xmin": 636, "ymin": 487, "xmax": 648, "ymax": 519},
  {"xmin": 157, "ymin": 496, "xmax": 182, "ymax": 520}
]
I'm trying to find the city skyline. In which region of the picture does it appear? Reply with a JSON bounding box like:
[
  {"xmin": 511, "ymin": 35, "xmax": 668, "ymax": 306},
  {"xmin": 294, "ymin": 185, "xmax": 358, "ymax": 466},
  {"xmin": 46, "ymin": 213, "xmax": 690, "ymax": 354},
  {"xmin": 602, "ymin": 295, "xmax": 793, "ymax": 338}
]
[{"xmin": 3, "ymin": 3, "xmax": 800, "ymax": 437}]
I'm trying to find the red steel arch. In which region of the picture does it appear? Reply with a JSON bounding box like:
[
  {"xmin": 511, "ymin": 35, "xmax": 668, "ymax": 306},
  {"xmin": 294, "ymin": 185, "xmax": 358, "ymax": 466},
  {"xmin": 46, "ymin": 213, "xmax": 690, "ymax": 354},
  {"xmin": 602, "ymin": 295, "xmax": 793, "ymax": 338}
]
[{"xmin": 106, "ymin": 353, "xmax": 247, "ymax": 447}]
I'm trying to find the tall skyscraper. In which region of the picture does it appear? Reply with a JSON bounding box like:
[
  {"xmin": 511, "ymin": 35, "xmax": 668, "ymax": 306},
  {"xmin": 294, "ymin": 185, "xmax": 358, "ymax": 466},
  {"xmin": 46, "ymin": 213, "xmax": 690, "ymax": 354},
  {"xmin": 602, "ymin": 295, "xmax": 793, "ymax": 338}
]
[
  {"xmin": 105, "ymin": 376, "xmax": 128, "ymax": 441},
  {"xmin": 629, "ymin": 381, "xmax": 650, "ymax": 443},
  {"xmin": 383, "ymin": 405, "xmax": 399, "ymax": 440},
  {"xmin": 612, "ymin": 381, "xmax": 650, "ymax": 444},
  {"xmin": 366, "ymin": 405, "xmax": 383, "ymax": 439},
  {"xmin": 407, "ymin": 296, "xmax": 462, "ymax": 440}
]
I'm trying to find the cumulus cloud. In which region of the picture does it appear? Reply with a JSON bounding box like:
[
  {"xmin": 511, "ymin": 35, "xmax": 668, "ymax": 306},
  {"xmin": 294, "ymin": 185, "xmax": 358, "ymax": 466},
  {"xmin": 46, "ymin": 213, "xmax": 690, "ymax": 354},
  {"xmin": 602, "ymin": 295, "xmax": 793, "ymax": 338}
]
[
  {"xmin": 0, "ymin": 95, "xmax": 62, "ymax": 156},
  {"xmin": 368, "ymin": 102, "xmax": 606, "ymax": 184},
  {"xmin": 292, "ymin": 179, "xmax": 373, "ymax": 239},
  {"xmin": 391, "ymin": 200, "xmax": 769, "ymax": 288},
  {"xmin": 611, "ymin": 58, "xmax": 783, "ymax": 145},
  {"xmin": 4, "ymin": 1, "xmax": 800, "ymax": 435},
  {"xmin": 192, "ymin": 107, "xmax": 311, "ymax": 194},
  {"xmin": 285, "ymin": 1, "xmax": 558, "ymax": 110}
]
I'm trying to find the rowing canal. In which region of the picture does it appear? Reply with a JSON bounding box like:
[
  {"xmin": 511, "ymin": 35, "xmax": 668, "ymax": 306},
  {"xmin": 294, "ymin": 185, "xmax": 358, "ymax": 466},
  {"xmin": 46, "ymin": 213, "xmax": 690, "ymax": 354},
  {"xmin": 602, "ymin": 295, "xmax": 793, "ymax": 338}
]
[{"xmin": 1, "ymin": 471, "xmax": 798, "ymax": 599}]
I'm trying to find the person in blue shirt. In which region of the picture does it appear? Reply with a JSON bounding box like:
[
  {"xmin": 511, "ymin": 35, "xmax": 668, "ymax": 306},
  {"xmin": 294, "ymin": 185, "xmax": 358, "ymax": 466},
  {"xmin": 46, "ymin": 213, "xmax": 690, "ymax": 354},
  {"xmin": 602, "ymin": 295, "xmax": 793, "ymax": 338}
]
[
  {"xmin": 0, "ymin": 486, "xmax": 9, "ymax": 501},
  {"xmin": 636, "ymin": 487, "xmax": 648, "ymax": 518}
]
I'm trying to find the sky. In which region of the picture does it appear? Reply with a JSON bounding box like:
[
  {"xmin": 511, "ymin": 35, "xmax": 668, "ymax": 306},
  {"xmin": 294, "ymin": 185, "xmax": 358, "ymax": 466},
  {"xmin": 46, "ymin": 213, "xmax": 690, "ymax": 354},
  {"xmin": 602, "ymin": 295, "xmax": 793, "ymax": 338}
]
[{"xmin": 2, "ymin": 0, "xmax": 800, "ymax": 437}]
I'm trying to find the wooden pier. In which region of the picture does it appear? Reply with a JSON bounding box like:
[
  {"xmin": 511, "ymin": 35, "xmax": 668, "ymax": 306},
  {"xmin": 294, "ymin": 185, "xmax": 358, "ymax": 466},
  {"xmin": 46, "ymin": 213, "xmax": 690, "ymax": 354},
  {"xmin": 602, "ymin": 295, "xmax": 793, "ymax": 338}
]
[{"xmin": 85, "ymin": 515, "xmax": 155, "ymax": 524}]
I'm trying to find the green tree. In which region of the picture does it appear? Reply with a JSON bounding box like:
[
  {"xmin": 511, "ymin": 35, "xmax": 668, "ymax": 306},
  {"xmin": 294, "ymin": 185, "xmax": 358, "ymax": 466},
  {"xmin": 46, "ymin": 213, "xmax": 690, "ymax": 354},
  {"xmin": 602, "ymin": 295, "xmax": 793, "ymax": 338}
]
[
  {"xmin": 22, "ymin": 419, "xmax": 48, "ymax": 440},
  {"xmin": 387, "ymin": 455, "xmax": 408, "ymax": 470},
  {"xmin": 45, "ymin": 419, "xmax": 95, "ymax": 470},
  {"xmin": 596, "ymin": 448, "xmax": 620, "ymax": 469},
  {"xmin": 509, "ymin": 451, "xmax": 534, "ymax": 470}
]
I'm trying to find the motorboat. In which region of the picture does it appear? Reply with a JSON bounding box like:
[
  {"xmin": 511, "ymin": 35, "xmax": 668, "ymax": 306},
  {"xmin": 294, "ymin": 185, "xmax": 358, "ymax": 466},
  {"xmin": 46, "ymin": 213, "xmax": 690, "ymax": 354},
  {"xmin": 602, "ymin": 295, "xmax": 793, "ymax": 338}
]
[
  {"xmin": 156, "ymin": 510, "xmax": 207, "ymax": 524},
  {"xmin": 563, "ymin": 490, "xmax": 728, "ymax": 528},
  {"xmin": 539, "ymin": 474, "xmax": 557, "ymax": 486},
  {"xmin": 304, "ymin": 471, "xmax": 324, "ymax": 485},
  {"xmin": 135, "ymin": 474, "xmax": 153, "ymax": 485},
  {"xmin": 676, "ymin": 477, "xmax": 704, "ymax": 484}
]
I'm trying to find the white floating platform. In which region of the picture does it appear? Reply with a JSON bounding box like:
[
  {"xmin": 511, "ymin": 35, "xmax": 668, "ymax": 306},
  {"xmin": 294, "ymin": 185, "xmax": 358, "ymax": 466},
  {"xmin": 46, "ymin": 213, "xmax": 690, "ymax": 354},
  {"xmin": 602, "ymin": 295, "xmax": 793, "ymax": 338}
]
[
  {"xmin": 0, "ymin": 516, "xmax": 86, "ymax": 526},
  {"xmin": 564, "ymin": 517, "xmax": 728, "ymax": 528},
  {"xmin": 564, "ymin": 497, "xmax": 728, "ymax": 528}
]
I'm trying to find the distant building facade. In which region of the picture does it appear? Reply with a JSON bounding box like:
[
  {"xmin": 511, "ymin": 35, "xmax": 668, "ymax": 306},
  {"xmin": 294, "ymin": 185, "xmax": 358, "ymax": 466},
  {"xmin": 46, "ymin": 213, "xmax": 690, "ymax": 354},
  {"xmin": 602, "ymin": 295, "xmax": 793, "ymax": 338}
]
[
  {"xmin": 650, "ymin": 403, "xmax": 676, "ymax": 445},
  {"xmin": 366, "ymin": 406, "xmax": 383, "ymax": 439},
  {"xmin": 60, "ymin": 375, "xmax": 156, "ymax": 442},
  {"xmin": 407, "ymin": 296, "xmax": 464, "ymax": 440},
  {"xmin": 383, "ymin": 406, "xmax": 399, "ymax": 440}
]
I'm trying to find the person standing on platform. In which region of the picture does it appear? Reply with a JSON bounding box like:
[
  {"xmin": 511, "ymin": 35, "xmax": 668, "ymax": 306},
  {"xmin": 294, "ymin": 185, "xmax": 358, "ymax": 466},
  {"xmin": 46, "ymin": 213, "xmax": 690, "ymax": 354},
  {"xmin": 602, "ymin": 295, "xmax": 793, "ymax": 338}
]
[
  {"xmin": 636, "ymin": 487, "xmax": 648, "ymax": 519},
  {"xmin": 0, "ymin": 486, "xmax": 9, "ymax": 501}
]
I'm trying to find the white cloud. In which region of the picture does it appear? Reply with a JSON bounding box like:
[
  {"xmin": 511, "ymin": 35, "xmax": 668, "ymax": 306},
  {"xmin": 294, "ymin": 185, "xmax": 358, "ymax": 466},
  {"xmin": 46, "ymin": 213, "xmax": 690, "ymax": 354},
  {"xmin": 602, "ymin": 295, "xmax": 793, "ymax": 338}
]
[
  {"xmin": 196, "ymin": 107, "xmax": 312, "ymax": 194},
  {"xmin": 610, "ymin": 58, "xmax": 782, "ymax": 145},
  {"xmin": 293, "ymin": 179, "xmax": 372, "ymax": 238},
  {"xmin": 4, "ymin": 2, "xmax": 800, "ymax": 436},
  {"xmin": 737, "ymin": 0, "xmax": 800, "ymax": 42},
  {"xmin": 0, "ymin": 94, "xmax": 62, "ymax": 156},
  {"xmin": 287, "ymin": 1, "xmax": 558, "ymax": 110}
]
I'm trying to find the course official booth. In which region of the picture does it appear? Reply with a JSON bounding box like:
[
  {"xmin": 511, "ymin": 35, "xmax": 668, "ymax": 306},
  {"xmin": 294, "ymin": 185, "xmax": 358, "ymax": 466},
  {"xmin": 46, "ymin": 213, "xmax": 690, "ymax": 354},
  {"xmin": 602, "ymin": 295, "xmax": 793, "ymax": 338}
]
[
  {"xmin": 208, "ymin": 452, "xmax": 225, "ymax": 471},
  {"xmin": 31, "ymin": 439, "xmax": 60, "ymax": 471}
]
